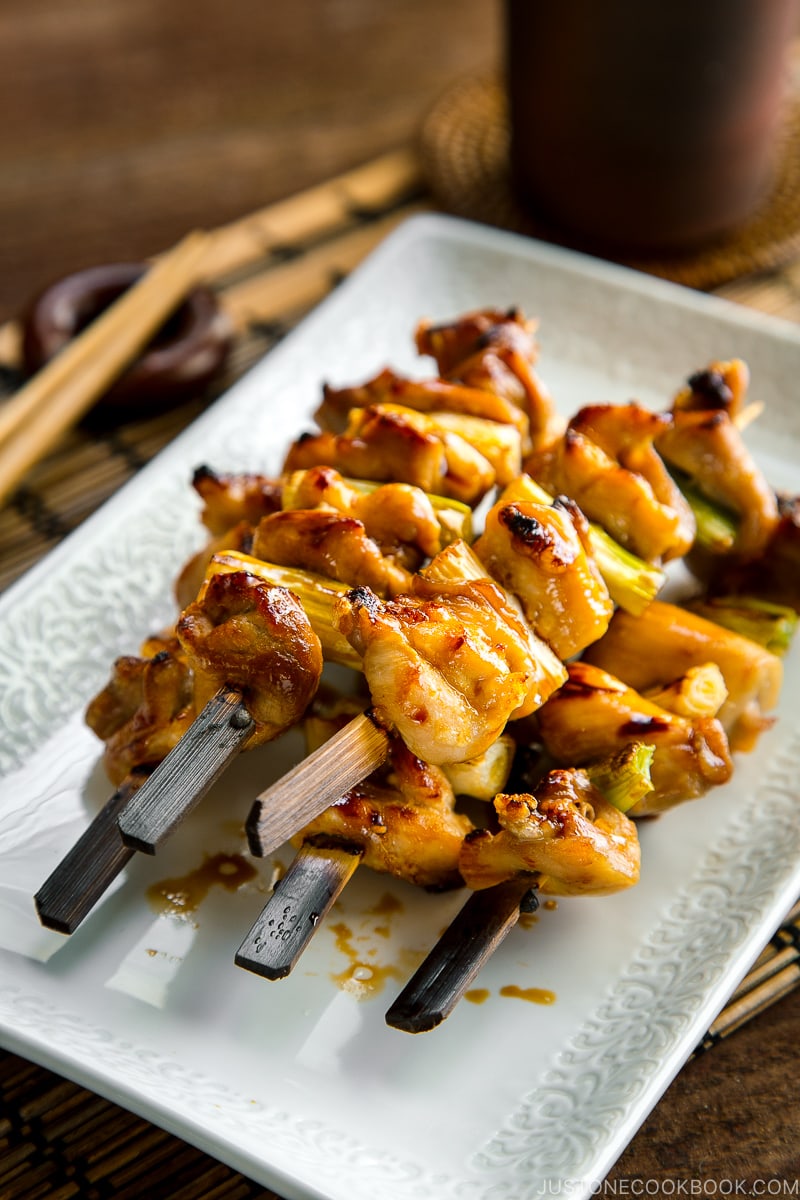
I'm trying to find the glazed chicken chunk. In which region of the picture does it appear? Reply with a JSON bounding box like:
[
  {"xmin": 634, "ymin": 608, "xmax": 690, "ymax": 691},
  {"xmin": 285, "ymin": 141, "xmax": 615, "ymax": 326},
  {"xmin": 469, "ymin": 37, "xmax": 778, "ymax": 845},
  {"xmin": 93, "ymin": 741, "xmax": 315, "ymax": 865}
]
[
  {"xmin": 415, "ymin": 307, "xmax": 563, "ymax": 449},
  {"xmin": 474, "ymin": 494, "xmax": 613, "ymax": 658},
  {"xmin": 527, "ymin": 404, "xmax": 695, "ymax": 562},
  {"xmin": 672, "ymin": 359, "xmax": 751, "ymax": 420},
  {"xmin": 335, "ymin": 552, "xmax": 566, "ymax": 765},
  {"xmin": 252, "ymin": 508, "xmax": 411, "ymax": 596},
  {"xmin": 316, "ymin": 368, "xmax": 530, "ymax": 445},
  {"xmin": 459, "ymin": 767, "xmax": 641, "ymax": 895},
  {"xmin": 655, "ymin": 406, "xmax": 779, "ymax": 558},
  {"xmin": 537, "ymin": 662, "xmax": 733, "ymax": 814},
  {"xmin": 284, "ymin": 405, "xmax": 496, "ymax": 506},
  {"xmin": 191, "ymin": 466, "xmax": 282, "ymax": 536},
  {"xmin": 86, "ymin": 638, "xmax": 195, "ymax": 787},
  {"xmin": 282, "ymin": 466, "xmax": 448, "ymax": 565},
  {"xmin": 297, "ymin": 737, "xmax": 474, "ymax": 890},
  {"xmin": 177, "ymin": 569, "xmax": 322, "ymax": 745}
]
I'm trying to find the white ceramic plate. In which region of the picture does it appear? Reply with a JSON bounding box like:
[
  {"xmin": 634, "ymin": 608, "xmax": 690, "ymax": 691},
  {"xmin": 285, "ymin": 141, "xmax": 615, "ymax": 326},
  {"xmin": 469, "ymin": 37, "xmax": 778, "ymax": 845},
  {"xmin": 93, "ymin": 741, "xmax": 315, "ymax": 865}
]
[{"xmin": 1, "ymin": 214, "xmax": 800, "ymax": 1200}]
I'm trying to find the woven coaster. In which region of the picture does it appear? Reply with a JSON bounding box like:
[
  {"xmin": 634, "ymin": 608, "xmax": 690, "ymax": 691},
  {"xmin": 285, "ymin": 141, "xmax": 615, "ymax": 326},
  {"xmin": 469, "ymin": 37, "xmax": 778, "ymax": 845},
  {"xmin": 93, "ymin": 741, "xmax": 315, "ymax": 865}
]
[{"xmin": 420, "ymin": 75, "xmax": 800, "ymax": 290}]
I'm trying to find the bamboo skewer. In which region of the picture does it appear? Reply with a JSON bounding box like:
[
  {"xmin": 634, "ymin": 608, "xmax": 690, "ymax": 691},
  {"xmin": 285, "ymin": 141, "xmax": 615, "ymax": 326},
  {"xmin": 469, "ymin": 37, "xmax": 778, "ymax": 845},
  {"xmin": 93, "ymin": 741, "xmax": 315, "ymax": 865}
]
[
  {"xmin": 0, "ymin": 232, "xmax": 210, "ymax": 505},
  {"xmin": 386, "ymin": 878, "xmax": 539, "ymax": 1033},
  {"xmin": 117, "ymin": 687, "xmax": 255, "ymax": 854},
  {"xmin": 245, "ymin": 711, "xmax": 391, "ymax": 857},
  {"xmin": 235, "ymin": 839, "xmax": 363, "ymax": 980},
  {"xmin": 34, "ymin": 769, "xmax": 149, "ymax": 934}
]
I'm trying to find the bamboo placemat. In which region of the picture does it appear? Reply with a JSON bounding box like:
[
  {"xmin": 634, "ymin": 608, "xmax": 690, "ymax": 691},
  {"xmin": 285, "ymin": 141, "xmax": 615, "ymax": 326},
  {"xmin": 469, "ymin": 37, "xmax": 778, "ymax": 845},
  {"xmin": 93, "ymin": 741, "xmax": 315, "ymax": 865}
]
[{"xmin": 1, "ymin": 146, "xmax": 800, "ymax": 1200}]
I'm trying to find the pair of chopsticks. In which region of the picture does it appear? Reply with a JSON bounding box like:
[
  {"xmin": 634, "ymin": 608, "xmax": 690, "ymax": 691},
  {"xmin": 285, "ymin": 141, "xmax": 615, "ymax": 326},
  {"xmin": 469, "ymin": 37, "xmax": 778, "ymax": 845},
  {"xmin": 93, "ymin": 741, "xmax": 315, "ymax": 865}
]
[
  {"xmin": 0, "ymin": 231, "xmax": 211, "ymax": 508},
  {"xmin": 0, "ymin": 148, "xmax": 424, "ymax": 511}
]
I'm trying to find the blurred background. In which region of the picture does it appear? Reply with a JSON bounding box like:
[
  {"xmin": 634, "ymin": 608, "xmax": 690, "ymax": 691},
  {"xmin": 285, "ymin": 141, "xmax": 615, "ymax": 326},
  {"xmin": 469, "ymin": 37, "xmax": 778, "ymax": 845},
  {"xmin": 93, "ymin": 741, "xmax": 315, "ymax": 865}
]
[{"xmin": 0, "ymin": 0, "xmax": 496, "ymax": 320}]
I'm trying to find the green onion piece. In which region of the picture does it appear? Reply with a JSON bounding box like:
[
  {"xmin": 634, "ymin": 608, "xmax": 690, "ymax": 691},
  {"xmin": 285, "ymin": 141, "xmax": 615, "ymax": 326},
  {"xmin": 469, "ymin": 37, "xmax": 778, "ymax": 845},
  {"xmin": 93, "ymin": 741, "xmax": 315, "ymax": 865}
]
[
  {"xmin": 668, "ymin": 467, "xmax": 739, "ymax": 552},
  {"xmin": 585, "ymin": 526, "xmax": 665, "ymax": 617},
  {"xmin": 586, "ymin": 743, "xmax": 655, "ymax": 813},
  {"xmin": 688, "ymin": 595, "xmax": 798, "ymax": 657},
  {"xmin": 207, "ymin": 551, "xmax": 362, "ymax": 670}
]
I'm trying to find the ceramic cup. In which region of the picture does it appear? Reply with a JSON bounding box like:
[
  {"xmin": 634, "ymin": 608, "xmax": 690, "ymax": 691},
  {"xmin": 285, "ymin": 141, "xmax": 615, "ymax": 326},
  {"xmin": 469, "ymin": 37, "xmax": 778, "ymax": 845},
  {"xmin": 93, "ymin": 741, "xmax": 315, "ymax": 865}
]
[{"xmin": 506, "ymin": 0, "xmax": 799, "ymax": 253}]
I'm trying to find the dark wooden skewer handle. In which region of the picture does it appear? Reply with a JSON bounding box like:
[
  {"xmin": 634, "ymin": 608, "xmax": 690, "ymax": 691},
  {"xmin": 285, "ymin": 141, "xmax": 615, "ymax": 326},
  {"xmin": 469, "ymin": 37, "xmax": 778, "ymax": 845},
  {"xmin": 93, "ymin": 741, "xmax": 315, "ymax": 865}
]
[
  {"xmin": 385, "ymin": 877, "xmax": 539, "ymax": 1034},
  {"xmin": 34, "ymin": 769, "xmax": 150, "ymax": 934},
  {"xmin": 246, "ymin": 711, "xmax": 390, "ymax": 857},
  {"xmin": 235, "ymin": 839, "xmax": 363, "ymax": 980},
  {"xmin": 118, "ymin": 687, "xmax": 254, "ymax": 854}
]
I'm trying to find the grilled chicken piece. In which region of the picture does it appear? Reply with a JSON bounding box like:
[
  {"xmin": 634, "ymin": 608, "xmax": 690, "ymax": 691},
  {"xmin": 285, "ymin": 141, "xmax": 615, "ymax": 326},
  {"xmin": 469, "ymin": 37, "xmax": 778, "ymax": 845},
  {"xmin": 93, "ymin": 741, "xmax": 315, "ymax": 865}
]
[
  {"xmin": 297, "ymin": 738, "xmax": 473, "ymax": 890},
  {"xmin": 192, "ymin": 466, "xmax": 282, "ymax": 536},
  {"xmin": 473, "ymin": 495, "xmax": 613, "ymax": 658},
  {"xmin": 584, "ymin": 600, "xmax": 783, "ymax": 752},
  {"xmin": 344, "ymin": 405, "xmax": 501, "ymax": 502},
  {"xmin": 177, "ymin": 570, "xmax": 322, "ymax": 745},
  {"xmin": 283, "ymin": 466, "xmax": 456, "ymax": 565},
  {"xmin": 460, "ymin": 768, "xmax": 642, "ymax": 892},
  {"xmin": 86, "ymin": 641, "xmax": 195, "ymax": 787},
  {"xmin": 336, "ymin": 550, "xmax": 566, "ymax": 765},
  {"xmin": 284, "ymin": 406, "xmax": 495, "ymax": 506},
  {"xmin": 702, "ymin": 493, "xmax": 800, "ymax": 612},
  {"xmin": 459, "ymin": 768, "xmax": 640, "ymax": 895},
  {"xmin": 672, "ymin": 360, "xmax": 751, "ymax": 421},
  {"xmin": 526, "ymin": 406, "xmax": 695, "ymax": 563},
  {"xmin": 353, "ymin": 402, "xmax": 520, "ymax": 486},
  {"xmin": 537, "ymin": 663, "xmax": 733, "ymax": 814},
  {"xmin": 415, "ymin": 308, "xmax": 535, "ymax": 377},
  {"xmin": 655, "ymin": 407, "xmax": 779, "ymax": 558},
  {"xmin": 415, "ymin": 307, "xmax": 563, "ymax": 449},
  {"xmin": 252, "ymin": 509, "xmax": 410, "ymax": 597},
  {"xmin": 317, "ymin": 368, "xmax": 530, "ymax": 444}
]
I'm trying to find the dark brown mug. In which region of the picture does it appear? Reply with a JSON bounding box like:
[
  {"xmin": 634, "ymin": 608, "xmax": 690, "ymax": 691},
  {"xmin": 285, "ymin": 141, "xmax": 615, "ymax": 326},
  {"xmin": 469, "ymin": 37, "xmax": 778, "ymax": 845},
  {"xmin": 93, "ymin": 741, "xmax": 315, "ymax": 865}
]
[{"xmin": 506, "ymin": 0, "xmax": 799, "ymax": 253}]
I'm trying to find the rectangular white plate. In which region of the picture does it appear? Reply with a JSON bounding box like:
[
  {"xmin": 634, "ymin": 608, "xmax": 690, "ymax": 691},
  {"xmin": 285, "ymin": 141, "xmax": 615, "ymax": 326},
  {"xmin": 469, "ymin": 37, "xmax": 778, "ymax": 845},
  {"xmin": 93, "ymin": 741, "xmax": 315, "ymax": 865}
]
[{"xmin": 2, "ymin": 214, "xmax": 800, "ymax": 1200}]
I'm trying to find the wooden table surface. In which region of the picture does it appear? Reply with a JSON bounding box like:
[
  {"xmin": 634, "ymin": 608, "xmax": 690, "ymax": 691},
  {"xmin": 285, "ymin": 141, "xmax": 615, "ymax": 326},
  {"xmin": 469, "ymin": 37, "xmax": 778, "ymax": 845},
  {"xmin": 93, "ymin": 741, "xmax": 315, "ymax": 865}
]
[{"xmin": 1, "ymin": 1, "xmax": 799, "ymax": 1195}]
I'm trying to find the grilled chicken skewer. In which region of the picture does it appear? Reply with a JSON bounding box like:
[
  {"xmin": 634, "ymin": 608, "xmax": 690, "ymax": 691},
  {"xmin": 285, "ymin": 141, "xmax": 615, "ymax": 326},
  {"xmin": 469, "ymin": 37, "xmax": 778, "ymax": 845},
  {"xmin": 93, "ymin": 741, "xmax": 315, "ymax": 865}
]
[
  {"xmin": 386, "ymin": 753, "xmax": 647, "ymax": 1032},
  {"xmin": 36, "ymin": 571, "xmax": 323, "ymax": 932}
]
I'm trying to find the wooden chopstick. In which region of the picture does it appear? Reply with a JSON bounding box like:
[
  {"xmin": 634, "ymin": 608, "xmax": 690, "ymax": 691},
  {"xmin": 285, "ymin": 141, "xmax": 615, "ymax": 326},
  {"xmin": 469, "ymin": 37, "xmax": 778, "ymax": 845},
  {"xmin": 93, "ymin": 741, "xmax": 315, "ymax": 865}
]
[{"xmin": 0, "ymin": 230, "xmax": 210, "ymax": 506}]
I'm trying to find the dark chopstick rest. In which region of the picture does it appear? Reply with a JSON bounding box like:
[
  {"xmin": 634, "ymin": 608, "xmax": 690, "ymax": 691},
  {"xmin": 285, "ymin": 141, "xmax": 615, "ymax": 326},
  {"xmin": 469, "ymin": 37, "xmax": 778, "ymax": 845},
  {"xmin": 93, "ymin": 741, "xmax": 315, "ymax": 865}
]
[
  {"xmin": 34, "ymin": 769, "xmax": 150, "ymax": 934},
  {"xmin": 117, "ymin": 687, "xmax": 254, "ymax": 854},
  {"xmin": 235, "ymin": 839, "xmax": 363, "ymax": 980},
  {"xmin": 386, "ymin": 877, "xmax": 539, "ymax": 1034}
]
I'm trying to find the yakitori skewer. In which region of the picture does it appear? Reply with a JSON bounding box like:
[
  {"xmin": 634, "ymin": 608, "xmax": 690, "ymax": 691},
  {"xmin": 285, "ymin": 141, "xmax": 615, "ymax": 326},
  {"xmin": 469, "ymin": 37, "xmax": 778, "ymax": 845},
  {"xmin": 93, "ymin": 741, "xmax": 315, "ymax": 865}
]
[
  {"xmin": 238, "ymin": 496, "xmax": 643, "ymax": 980},
  {"xmin": 387, "ymin": 750, "xmax": 650, "ymax": 1033},
  {"xmin": 118, "ymin": 465, "xmax": 475, "ymax": 855},
  {"xmin": 36, "ymin": 570, "xmax": 324, "ymax": 931},
  {"xmin": 116, "ymin": 566, "xmax": 325, "ymax": 854}
]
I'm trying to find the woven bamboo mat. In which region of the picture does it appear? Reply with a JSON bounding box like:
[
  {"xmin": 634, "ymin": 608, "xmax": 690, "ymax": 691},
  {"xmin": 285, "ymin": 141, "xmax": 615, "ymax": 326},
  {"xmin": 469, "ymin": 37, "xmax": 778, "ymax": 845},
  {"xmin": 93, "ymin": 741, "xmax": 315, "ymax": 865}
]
[{"xmin": 2, "ymin": 147, "xmax": 800, "ymax": 1200}]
